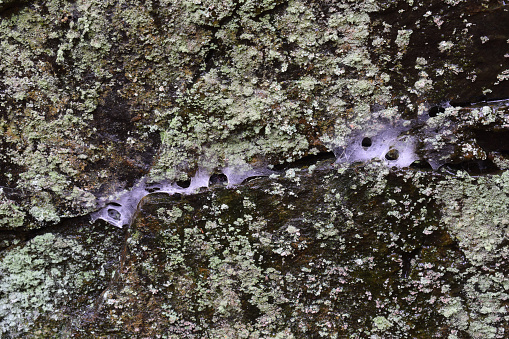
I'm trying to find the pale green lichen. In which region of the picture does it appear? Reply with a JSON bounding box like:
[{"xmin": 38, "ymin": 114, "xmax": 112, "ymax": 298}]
[
  {"xmin": 0, "ymin": 233, "xmax": 84, "ymax": 335},
  {"xmin": 0, "ymin": 188, "xmax": 25, "ymax": 229},
  {"xmin": 0, "ymin": 222, "xmax": 122, "ymax": 336},
  {"xmin": 420, "ymin": 170, "xmax": 509, "ymax": 338},
  {"xmin": 372, "ymin": 316, "xmax": 392, "ymax": 331},
  {"xmin": 395, "ymin": 29, "xmax": 413, "ymax": 49},
  {"xmin": 438, "ymin": 40, "xmax": 454, "ymax": 53},
  {"xmin": 1, "ymin": 1, "xmax": 509, "ymax": 336},
  {"xmin": 149, "ymin": 0, "xmax": 394, "ymax": 180}
]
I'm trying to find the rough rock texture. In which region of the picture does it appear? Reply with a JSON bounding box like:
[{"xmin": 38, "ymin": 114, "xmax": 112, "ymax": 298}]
[
  {"xmin": 80, "ymin": 162, "xmax": 509, "ymax": 338},
  {"xmin": 1, "ymin": 0, "xmax": 509, "ymax": 337}
]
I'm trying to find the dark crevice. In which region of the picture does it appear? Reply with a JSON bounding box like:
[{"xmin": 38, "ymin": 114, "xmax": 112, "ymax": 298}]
[
  {"xmin": 428, "ymin": 106, "xmax": 445, "ymax": 118},
  {"xmin": 450, "ymin": 96, "xmax": 509, "ymax": 107},
  {"xmin": 401, "ymin": 247, "xmax": 422, "ymax": 279},
  {"xmin": 439, "ymin": 159, "xmax": 500, "ymax": 176},
  {"xmin": 273, "ymin": 152, "xmax": 335, "ymax": 171},
  {"xmin": 410, "ymin": 160, "xmax": 433, "ymax": 171},
  {"xmin": 145, "ymin": 185, "xmax": 162, "ymax": 193},
  {"xmin": 0, "ymin": 214, "xmax": 92, "ymax": 251},
  {"xmin": 242, "ymin": 175, "xmax": 270, "ymax": 184},
  {"xmin": 176, "ymin": 179, "xmax": 191, "ymax": 189},
  {"xmin": 474, "ymin": 129, "xmax": 509, "ymax": 152}
]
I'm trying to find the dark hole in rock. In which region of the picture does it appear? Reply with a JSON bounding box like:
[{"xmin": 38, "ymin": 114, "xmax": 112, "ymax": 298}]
[
  {"xmin": 209, "ymin": 173, "xmax": 228, "ymax": 186},
  {"xmin": 385, "ymin": 149, "xmax": 399, "ymax": 161},
  {"xmin": 449, "ymin": 95, "xmax": 509, "ymax": 107},
  {"xmin": 107, "ymin": 202, "xmax": 122, "ymax": 207},
  {"xmin": 428, "ymin": 106, "xmax": 445, "ymax": 117},
  {"xmin": 107, "ymin": 208, "xmax": 121, "ymax": 221},
  {"xmin": 361, "ymin": 137, "xmax": 372, "ymax": 148},
  {"xmin": 176, "ymin": 180, "xmax": 191, "ymax": 188},
  {"xmin": 410, "ymin": 160, "xmax": 433, "ymax": 170},
  {"xmin": 474, "ymin": 129, "xmax": 509, "ymax": 152}
]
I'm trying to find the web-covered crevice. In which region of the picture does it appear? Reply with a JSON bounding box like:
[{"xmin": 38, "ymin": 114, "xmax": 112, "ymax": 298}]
[
  {"xmin": 92, "ymin": 166, "xmax": 272, "ymax": 228},
  {"xmin": 93, "ymin": 98, "xmax": 509, "ymax": 228}
]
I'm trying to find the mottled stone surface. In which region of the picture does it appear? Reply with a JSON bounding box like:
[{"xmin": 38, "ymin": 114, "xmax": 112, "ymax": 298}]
[
  {"xmin": 0, "ymin": 0, "xmax": 508, "ymax": 228},
  {"xmin": 0, "ymin": 218, "xmax": 124, "ymax": 337},
  {"xmin": 38, "ymin": 161, "xmax": 509, "ymax": 337},
  {"xmin": 1, "ymin": 0, "xmax": 509, "ymax": 337}
]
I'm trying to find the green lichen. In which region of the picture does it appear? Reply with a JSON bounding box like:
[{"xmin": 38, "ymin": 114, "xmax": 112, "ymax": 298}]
[
  {"xmin": 0, "ymin": 189, "xmax": 25, "ymax": 229},
  {"xmin": 428, "ymin": 171, "xmax": 509, "ymax": 338},
  {"xmin": 1, "ymin": 1, "xmax": 509, "ymax": 336},
  {"xmin": 0, "ymin": 221, "xmax": 123, "ymax": 337},
  {"xmin": 372, "ymin": 316, "xmax": 392, "ymax": 331},
  {"xmin": 0, "ymin": 233, "xmax": 84, "ymax": 335},
  {"xmin": 1, "ymin": 0, "xmax": 503, "ymax": 228}
]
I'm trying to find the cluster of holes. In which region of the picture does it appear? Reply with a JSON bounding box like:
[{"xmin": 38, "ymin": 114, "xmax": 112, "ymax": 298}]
[
  {"xmin": 101, "ymin": 101, "xmax": 509, "ymax": 227},
  {"xmin": 360, "ymin": 136, "xmax": 401, "ymax": 161},
  {"xmin": 348, "ymin": 105, "xmax": 452, "ymax": 167},
  {"xmin": 93, "ymin": 166, "xmax": 271, "ymax": 228}
]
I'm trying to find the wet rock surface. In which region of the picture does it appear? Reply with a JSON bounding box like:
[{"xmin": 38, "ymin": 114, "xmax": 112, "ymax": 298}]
[{"xmin": 1, "ymin": 0, "xmax": 509, "ymax": 337}]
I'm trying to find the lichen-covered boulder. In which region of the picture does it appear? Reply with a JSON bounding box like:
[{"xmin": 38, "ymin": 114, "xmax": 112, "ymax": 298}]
[
  {"xmin": 0, "ymin": 0, "xmax": 508, "ymax": 228},
  {"xmin": 1, "ymin": 0, "xmax": 509, "ymax": 337},
  {"xmin": 0, "ymin": 219, "xmax": 123, "ymax": 337},
  {"xmin": 76, "ymin": 161, "xmax": 509, "ymax": 337}
]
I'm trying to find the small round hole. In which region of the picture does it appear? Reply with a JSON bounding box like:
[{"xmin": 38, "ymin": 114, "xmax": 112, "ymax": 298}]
[
  {"xmin": 361, "ymin": 137, "xmax": 372, "ymax": 148},
  {"xmin": 410, "ymin": 160, "xmax": 433, "ymax": 170},
  {"xmin": 428, "ymin": 106, "xmax": 445, "ymax": 117},
  {"xmin": 176, "ymin": 180, "xmax": 191, "ymax": 188},
  {"xmin": 385, "ymin": 149, "xmax": 399, "ymax": 161},
  {"xmin": 209, "ymin": 173, "xmax": 228, "ymax": 186},
  {"xmin": 107, "ymin": 208, "xmax": 121, "ymax": 221}
]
